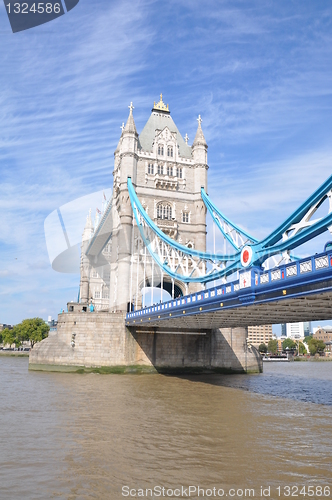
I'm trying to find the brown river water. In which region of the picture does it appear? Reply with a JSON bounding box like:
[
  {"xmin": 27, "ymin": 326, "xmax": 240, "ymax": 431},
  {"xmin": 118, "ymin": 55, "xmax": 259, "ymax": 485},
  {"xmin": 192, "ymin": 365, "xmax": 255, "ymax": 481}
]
[{"xmin": 0, "ymin": 357, "xmax": 331, "ymax": 500}]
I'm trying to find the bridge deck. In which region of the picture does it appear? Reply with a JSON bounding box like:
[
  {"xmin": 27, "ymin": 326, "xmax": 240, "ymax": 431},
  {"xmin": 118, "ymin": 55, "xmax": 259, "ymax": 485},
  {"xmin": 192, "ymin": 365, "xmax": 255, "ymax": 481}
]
[{"xmin": 126, "ymin": 251, "xmax": 332, "ymax": 330}]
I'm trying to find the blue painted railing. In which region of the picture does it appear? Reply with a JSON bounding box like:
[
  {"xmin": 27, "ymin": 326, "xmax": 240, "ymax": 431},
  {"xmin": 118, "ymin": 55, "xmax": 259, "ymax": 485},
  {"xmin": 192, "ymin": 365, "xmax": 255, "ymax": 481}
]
[{"xmin": 126, "ymin": 250, "xmax": 332, "ymax": 324}]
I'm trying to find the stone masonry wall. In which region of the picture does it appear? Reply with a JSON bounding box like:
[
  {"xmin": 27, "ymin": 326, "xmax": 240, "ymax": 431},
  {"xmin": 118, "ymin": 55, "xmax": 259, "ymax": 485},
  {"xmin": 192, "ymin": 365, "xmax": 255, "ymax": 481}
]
[{"xmin": 29, "ymin": 311, "xmax": 262, "ymax": 373}]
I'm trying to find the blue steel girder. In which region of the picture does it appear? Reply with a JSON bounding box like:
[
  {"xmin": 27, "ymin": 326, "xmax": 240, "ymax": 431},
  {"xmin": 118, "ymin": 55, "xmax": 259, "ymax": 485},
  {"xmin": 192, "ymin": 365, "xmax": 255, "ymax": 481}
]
[
  {"xmin": 246, "ymin": 174, "xmax": 332, "ymax": 267},
  {"xmin": 127, "ymin": 174, "xmax": 332, "ymax": 284},
  {"xmin": 127, "ymin": 178, "xmax": 237, "ymax": 284},
  {"xmin": 201, "ymin": 187, "xmax": 258, "ymax": 250},
  {"xmin": 201, "ymin": 187, "xmax": 300, "ymax": 268}
]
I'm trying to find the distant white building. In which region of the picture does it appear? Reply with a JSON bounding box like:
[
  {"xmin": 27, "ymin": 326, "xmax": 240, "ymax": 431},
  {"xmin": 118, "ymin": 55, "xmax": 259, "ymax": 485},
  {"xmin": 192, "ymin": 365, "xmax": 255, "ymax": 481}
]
[
  {"xmin": 281, "ymin": 321, "xmax": 311, "ymax": 339},
  {"xmin": 286, "ymin": 322, "xmax": 304, "ymax": 339}
]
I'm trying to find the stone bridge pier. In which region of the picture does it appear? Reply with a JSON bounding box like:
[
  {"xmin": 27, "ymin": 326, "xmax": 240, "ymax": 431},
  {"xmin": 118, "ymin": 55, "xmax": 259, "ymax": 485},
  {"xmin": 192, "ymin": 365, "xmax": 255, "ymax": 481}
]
[{"xmin": 29, "ymin": 305, "xmax": 262, "ymax": 373}]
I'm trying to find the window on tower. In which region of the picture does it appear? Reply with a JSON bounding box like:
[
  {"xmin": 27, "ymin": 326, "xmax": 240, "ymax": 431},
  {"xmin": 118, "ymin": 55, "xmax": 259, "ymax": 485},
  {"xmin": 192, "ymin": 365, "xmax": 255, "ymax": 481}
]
[
  {"xmin": 167, "ymin": 146, "xmax": 173, "ymax": 157},
  {"xmin": 158, "ymin": 145, "xmax": 164, "ymax": 156},
  {"xmin": 148, "ymin": 163, "xmax": 154, "ymax": 174},
  {"xmin": 167, "ymin": 165, "xmax": 173, "ymax": 176},
  {"xmin": 176, "ymin": 167, "xmax": 183, "ymax": 178},
  {"xmin": 157, "ymin": 164, "xmax": 164, "ymax": 175},
  {"xmin": 157, "ymin": 202, "xmax": 172, "ymax": 220},
  {"xmin": 182, "ymin": 212, "xmax": 189, "ymax": 223}
]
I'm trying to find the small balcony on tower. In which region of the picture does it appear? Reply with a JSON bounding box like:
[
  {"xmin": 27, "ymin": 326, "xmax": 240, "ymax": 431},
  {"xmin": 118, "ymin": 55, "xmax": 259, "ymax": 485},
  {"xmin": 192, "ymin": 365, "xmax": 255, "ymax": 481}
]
[{"xmin": 154, "ymin": 173, "xmax": 179, "ymax": 190}]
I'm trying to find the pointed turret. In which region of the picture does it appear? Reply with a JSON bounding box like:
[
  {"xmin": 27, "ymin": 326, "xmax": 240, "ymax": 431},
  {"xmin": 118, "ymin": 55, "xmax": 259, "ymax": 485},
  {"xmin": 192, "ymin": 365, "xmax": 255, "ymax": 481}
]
[
  {"xmin": 192, "ymin": 114, "xmax": 208, "ymax": 164},
  {"xmin": 123, "ymin": 102, "xmax": 138, "ymax": 135},
  {"xmin": 111, "ymin": 102, "xmax": 138, "ymax": 311},
  {"xmin": 114, "ymin": 123, "xmax": 125, "ymax": 154},
  {"xmin": 82, "ymin": 209, "xmax": 94, "ymax": 242},
  {"xmin": 80, "ymin": 209, "xmax": 94, "ymax": 304},
  {"xmin": 119, "ymin": 102, "xmax": 139, "ymax": 185},
  {"xmin": 94, "ymin": 209, "xmax": 100, "ymax": 229},
  {"xmin": 192, "ymin": 115, "xmax": 208, "ymax": 193},
  {"xmin": 192, "ymin": 115, "xmax": 207, "ymax": 148}
]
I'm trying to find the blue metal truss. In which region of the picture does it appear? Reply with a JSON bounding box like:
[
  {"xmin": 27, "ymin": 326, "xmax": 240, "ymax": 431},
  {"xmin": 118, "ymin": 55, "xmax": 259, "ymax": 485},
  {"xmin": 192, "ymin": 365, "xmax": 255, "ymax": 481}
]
[
  {"xmin": 201, "ymin": 187, "xmax": 258, "ymax": 250},
  {"xmin": 128, "ymin": 178, "xmax": 237, "ymax": 284},
  {"xmin": 127, "ymin": 174, "xmax": 332, "ymax": 284}
]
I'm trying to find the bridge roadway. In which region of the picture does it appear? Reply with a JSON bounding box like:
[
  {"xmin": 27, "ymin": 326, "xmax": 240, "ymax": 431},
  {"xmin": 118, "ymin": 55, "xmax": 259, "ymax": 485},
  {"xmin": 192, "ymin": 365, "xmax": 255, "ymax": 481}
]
[{"xmin": 126, "ymin": 250, "xmax": 332, "ymax": 332}]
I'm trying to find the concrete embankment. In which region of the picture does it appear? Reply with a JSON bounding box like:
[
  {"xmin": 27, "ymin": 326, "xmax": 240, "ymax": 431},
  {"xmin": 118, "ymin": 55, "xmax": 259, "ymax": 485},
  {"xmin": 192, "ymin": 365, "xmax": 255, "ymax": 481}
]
[{"xmin": 0, "ymin": 351, "xmax": 29, "ymax": 357}]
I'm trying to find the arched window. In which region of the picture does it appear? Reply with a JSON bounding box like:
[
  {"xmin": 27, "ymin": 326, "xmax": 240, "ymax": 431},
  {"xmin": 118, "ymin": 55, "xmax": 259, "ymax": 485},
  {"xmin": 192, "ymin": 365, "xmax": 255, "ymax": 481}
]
[
  {"xmin": 157, "ymin": 164, "xmax": 163, "ymax": 175},
  {"xmin": 167, "ymin": 146, "xmax": 173, "ymax": 157},
  {"xmin": 158, "ymin": 145, "xmax": 164, "ymax": 156},
  {"xmin": 176, "ymin": 167, "xmax": 183, "ymax": 178},
  {"xmin": 167, "ymin": 165, "xmax": 173, "ymax": 176},
  {"xmin": 157, "ymin": 202, "xmax": 172, "ymax": 220}
]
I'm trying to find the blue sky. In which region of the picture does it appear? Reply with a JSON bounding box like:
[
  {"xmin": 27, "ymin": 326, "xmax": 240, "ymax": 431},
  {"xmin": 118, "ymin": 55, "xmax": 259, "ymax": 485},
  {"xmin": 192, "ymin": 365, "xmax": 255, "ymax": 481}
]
[{"xmin": 1, "ymin": 0, "xmax": 332, "ymax": 329}]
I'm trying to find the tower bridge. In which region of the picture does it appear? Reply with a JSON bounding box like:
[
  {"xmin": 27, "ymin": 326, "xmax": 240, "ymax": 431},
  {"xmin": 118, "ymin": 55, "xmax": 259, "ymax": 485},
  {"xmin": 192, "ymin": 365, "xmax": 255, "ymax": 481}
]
[
  {"xmin": 29, "ymin": 96, "xmax": 332, "ymax": 374},
  {"xmin": 126, "ymin": 250, "xmax": 332, "ymax": 331}
]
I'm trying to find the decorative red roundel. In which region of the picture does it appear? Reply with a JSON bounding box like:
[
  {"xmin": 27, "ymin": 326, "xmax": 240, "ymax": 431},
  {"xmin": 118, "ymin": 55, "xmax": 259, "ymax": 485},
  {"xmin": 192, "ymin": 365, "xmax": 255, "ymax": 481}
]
[
  {"xmin": 241, "ymin": 245, "xmax": 252, "ymax": 267},
  {"xmin": 242, "ymin": 249, "xmax": 250, "ymax": 264}
]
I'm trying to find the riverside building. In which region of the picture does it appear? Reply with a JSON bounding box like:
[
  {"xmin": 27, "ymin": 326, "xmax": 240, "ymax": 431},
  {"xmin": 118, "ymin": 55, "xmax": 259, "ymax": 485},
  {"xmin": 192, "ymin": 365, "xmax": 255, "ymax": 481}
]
[{"xmin": 248, "ymin": 325, "xmax": 273, "ymax": 347}]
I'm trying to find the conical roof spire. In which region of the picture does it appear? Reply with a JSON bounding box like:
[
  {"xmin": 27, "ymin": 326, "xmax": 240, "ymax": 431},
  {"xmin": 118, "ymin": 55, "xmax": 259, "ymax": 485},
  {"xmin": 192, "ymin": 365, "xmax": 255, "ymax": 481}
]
[
  {"xmin": 114, "ymin": 123, "xmax": 125, "ymax": 153},
  {"xmin": 124, "ymin": 102, "xmax": 137, "ymax": 134},
  {"xmin": 192, "ymin": 114, "xmax": 207, "ymax": 147},
  {"xmin": 82, "ymin": 208, "xmax": 94, "ymax": 242}
]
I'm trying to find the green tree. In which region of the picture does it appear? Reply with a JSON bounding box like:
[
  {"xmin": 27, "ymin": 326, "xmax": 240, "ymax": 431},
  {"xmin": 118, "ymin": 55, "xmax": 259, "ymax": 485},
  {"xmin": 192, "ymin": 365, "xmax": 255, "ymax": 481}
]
[
  {"xmin": 267, "ymin": 339, "xmax": 278, "ymax": 354},
  {"xmin": 259, "ymin": 343, "xmax": 268, "ymax": 353},
  {"xmin": 2, "ymin": 328, "xmax": 19, "ymax": 348},
  {"xmin": 15, "ymin": 318, "xmax": 49, "ymax": 347},
  {"xmin": 303, "ymin": 335, "xmax": 313, "ymax": 344},
  {"xmin": 307, "ymin": 338, "xmax": 326, "ymax": 355},
  {"xmin": 282, "ymin": 338, "xmax": 297, "ymax": 350},
  {"xmin": 298, "ymin": 341, "xmax": 307, "ymax": 355}
]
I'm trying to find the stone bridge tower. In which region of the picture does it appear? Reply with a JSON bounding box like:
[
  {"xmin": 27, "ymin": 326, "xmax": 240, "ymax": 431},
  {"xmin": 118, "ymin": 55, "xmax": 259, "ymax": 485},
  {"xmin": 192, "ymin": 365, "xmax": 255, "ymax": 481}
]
[
  {"xmin": 30, "ymin": 96, "xmax": 262, "ymax": 375},
  {"xmin": 80, "ymin": 95, "xmax": 209, "ymax": 312}
]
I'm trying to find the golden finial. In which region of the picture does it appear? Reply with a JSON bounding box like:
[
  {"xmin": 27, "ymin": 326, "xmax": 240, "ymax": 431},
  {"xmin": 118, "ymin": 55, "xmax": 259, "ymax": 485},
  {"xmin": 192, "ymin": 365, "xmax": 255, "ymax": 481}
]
[{"xmin": 152, "ymin": 93, "xmax": 170, "ymax": 113}]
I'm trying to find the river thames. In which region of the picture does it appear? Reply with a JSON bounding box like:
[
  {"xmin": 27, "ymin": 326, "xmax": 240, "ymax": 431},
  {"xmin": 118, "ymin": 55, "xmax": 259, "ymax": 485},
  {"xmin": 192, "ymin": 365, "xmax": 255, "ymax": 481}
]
[{"xmin": 0, "ymin": 357, "xmax": 331, "ymax": 499}]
